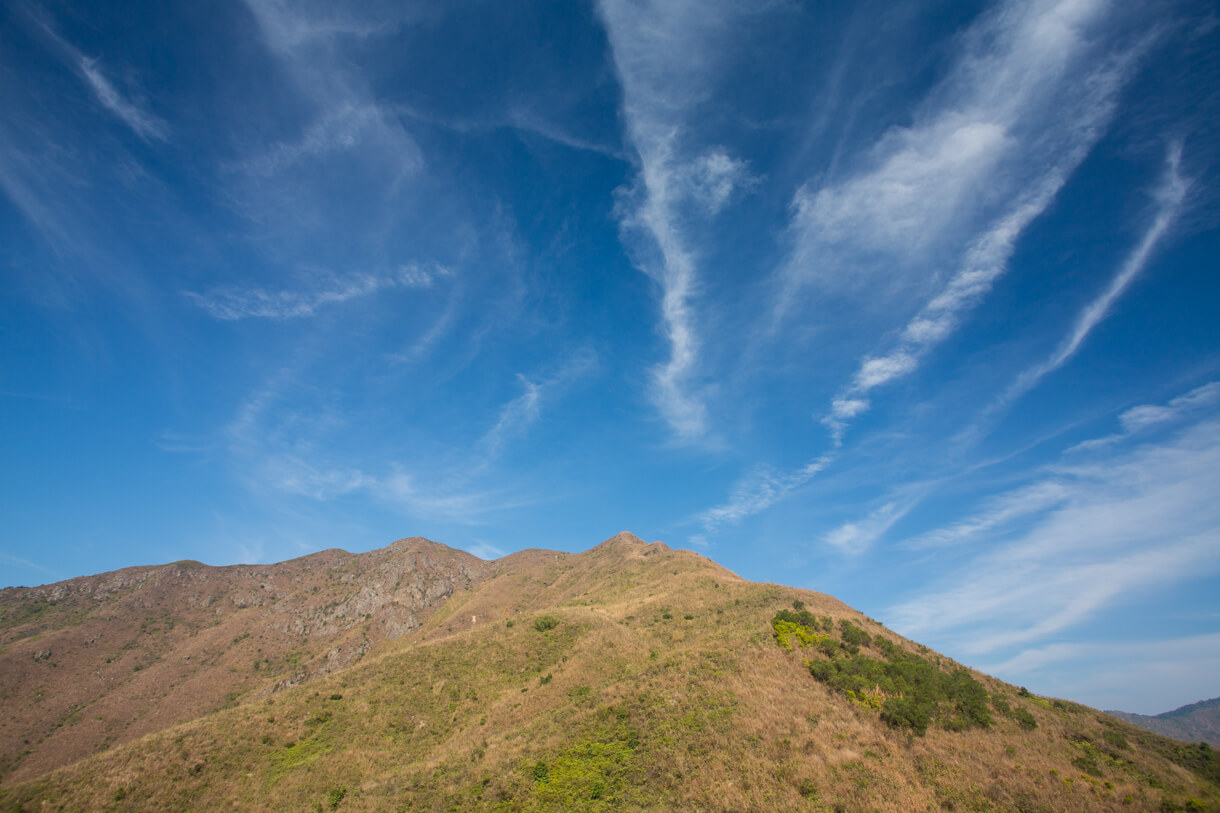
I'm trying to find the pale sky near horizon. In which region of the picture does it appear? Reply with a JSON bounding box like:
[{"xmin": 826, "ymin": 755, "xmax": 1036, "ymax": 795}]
[{"xmin": 2, "ymin": 0, "xmax": 1219, "ymax": 715}]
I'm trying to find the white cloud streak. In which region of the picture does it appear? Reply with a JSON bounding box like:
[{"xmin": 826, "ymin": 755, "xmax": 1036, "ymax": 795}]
[
  {"xmin": 696, "ymin": 454, "xmax": 833, "ymax": 532},
  {"xmin": 1069, "ymin": 380, "xmax": 1220, "ymax": 452},
  {"xmin": 77, "ymin": 57, "xmax": 168, "ymax": 141},
  {"xmin": 241, "ymin": 103, "xmax": 395, "ymax": 176},
  {"xmin": 477, "ymin": 351, "xmax": 596, "ymax": 464},
  {"xmin": 220, "ymin": 349, "xmax": 591, "ymax": 522},
  {"xmin": 32, "ymin": 16, "xmax": 168, "ymax": 142},
  {"xmin": 822, "ymin": 500, "xmax": 915, "ymax": 555},
  {"xmin": 704, "ymin": 0, "xmax": 1143, "ymax": 532},
  {"xmin": 1005, "ymin": 142, "xmax": 1189, "ymax": 403},
  {"xmin": 598, "ymin": 0, "xmax": 754, "ymax": 440},
  {"xmin": 186, "ymin": 263, "xmax": 448, "ymax": 320},
  {"xmin": 903, "ymin": 480, "xmax": 1071, "ymax": 550}
]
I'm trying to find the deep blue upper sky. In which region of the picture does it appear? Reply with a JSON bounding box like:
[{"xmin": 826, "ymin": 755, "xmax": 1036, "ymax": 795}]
[{"xmin": 2, "ymin": 0, "xmax": 1219, "ymax": 714}]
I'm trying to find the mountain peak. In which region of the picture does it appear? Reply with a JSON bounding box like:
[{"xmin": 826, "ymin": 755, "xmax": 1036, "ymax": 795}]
[{"xmin": 591, "ymin": 531, "xmax": 671, "ymax": 554}]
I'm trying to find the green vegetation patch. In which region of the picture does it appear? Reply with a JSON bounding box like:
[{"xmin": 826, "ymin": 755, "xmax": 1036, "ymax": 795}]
[
  {"xmin": 772, "ymin": 608, "xmax": 992, "ymax": 735},
  {"xmin": 534, "ymin": 615, "xmax": 560, "ymax": 633},
  {"xmin": 269, "ymin": 735, "xmax": 331, "ymax": 778},
  {"xmin": 771, "ymin": 609, "xmax": 834, "ymax": 651}
]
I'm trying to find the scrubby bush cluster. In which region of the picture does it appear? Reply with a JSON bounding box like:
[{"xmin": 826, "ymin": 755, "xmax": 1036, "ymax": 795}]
[
  {"xmin": 533, "ymin": 615, "xmax": 560, "ymax": 633},
  {"xmin": 772, "ymin": 609, "xmax": 1001, "ymax": 736},
  {"xmin": 771, "ymin": 609, "xmax": 835, "ymax": 651},
  {"xmin": 808, "ymin": 650, "xmax": 991, "ymax": 735}
]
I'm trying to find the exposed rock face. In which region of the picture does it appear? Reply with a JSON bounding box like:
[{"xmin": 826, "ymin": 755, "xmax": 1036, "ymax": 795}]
[{"xmin": 0, "ymin": 537, "xmax": 493, "ymax": 784}]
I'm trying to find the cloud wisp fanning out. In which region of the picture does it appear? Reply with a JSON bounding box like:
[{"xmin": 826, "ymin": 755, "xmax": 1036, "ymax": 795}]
[
  {"xmin": 888, "ymin": 414, "xmax": 1220, "ymax": 658},
  {"xmin": 802, "ymin": 0, "xmax": 1141, "ymax": 442},
  {"xmin": 598, "ymin": 0, "xmax": 754, "ymax": 441}
]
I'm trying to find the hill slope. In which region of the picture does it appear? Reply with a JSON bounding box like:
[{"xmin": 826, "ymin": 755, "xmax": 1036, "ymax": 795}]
[
  {"xmin": 1108, "ymin": 698, "xmax": 1220, "ymax": 748},
  {"xmin": 0, "ymin": 538, "xmax": 489, "ymax": 783},
  {"xmin": 1, "ymin": 532, "xmax": 1218, "ymax": 811}
]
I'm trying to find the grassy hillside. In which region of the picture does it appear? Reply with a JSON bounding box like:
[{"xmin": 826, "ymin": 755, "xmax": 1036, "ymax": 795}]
[{"xmin": 2, "ymin": 533, "xmax": 1218, "ymax": 811}]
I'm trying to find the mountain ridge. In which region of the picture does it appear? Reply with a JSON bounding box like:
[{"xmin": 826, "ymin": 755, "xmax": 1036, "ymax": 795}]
[
  {"xmin": 1107, "ymin": 697, "xmax": 1220, "ymax": 747},
  {"xmin": 2, "ymin": 533, "xmax": 1218, "ymax": 811}
]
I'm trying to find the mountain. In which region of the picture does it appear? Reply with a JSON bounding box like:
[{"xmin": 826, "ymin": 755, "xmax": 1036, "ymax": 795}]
[
  {"xmin": 1108, "ymin": 698, "xmax": 1220, "ymax": 748},
  {"xmin": 0, "ymin": 538, "xmax": 488, "ymax": 783},
  {"xmin": 2, "ymin": 533, "xmax": 1218, "ymax": 811}
]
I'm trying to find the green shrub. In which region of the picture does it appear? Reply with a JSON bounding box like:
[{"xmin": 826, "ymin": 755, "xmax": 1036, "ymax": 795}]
[
  {"xmin": 1102, "ymin": 730, "xmax": 1129, "ymax": 750},
  {"xmin": 881, "ymin": 696, "xmax": 933, "ymax": 735},
  {"xmin": 533, "ymin": 615, "xmax": 559, "ymax": 632},
  {"xmin": 839, "ymin": 620, "xmax": 872, "ymax": 649},
  {"xmin": 1012, "ymin": 707, "xmax": 1038, "ymax": 730},
  {"xmin": 772, "ymin": 618, "xmax": 829, "ymax": 650},
  {"xmin": 1072, "ymin": 754, "xmax": 1103, "ymax": 777},
  {"xmin": 327, "ymin": 787, "xmax": 346, "ymax": 808}
]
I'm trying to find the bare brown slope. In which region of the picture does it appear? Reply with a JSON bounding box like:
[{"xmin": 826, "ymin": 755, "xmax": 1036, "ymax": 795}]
[{"xmin": 0, "ymin": 538, "xmax": 488, "ymax": 784}]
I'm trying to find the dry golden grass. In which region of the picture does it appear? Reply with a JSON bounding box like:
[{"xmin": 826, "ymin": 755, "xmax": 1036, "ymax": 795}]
[{"xmin": 1, "ymin": 532, "xmax": 1217, "ymax": 811}]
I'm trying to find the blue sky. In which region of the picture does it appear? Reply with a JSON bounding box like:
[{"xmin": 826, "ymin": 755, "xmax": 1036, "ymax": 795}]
[{"xmin": 2, "ymin": 0, "xmax": 1218, "ymax": 714}]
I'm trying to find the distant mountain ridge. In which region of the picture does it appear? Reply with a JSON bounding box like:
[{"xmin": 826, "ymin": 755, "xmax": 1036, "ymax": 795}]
[
  {"xmin": 2, "ymin": 532, "xmax": 1218, "ymax": 811},
  {"xmin": 1108, "ymin": 697, "xmax": 1220, "ymax": 747}
]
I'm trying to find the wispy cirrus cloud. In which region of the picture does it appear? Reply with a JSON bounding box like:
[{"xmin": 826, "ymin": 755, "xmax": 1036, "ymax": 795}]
[
  {"xmin": 241, "ymin": 0, "xmax": 399, "ymax": 51},
  {"xmin": 695, "ymin": 454, "xmax": 834, "ymax": 533},
  {"xmin": 477, "ymin": 350, "xmax": 598, "ymax": 464},
  {"xmin": 975, "ymin": 632, "xmax": 1220, "ymax": 713},
  {"xmin": 239, "ymin": 102, "xmax": 407, "ymax": 176},
  {"xmin": 822, "ymin": 499, "xmax": 916, "ymax": 555},
  {"xmin": 186, "ymin": 263, "xmax": 449, "ymax": 320},
  {"xmin": 902, "ymin": 480, "xmax": 1071, "ymax": 550},
  {"xmin": 698, "ymin": 0, "xmax": 1142, "ymax": 530},
  {"xmin": 888, "ymin": 414, "xmax": 1220, "ymax": 655},
  {"xmin": 232, "ymin": 0, "xmax": 423, "ymax": 224},
  {"xmin": 29, "ymin": 14, "xmax": 169, "ymax": 142},
  {"xmin": 800, "ymin": 0, "xmax": 1146, "ymax": 441},
  {"xmin": 218, "ymin": 347, "xmax": 590, "ymax": 523},
  {"xmin": 1069, "ymin": 380, "xmax": 1220, "ymax": 453},
  {"xmin": 1003, "ymin": 142, "xmax": 1189, "ymax": 403},
  {"xmin": 77, "ymin": 57, "xmax": 168, "ymax": 141},
  {"xmin": 782, "ymin": 0, "xmax": 1131, "ymax": 309},
  {"xmin": 598, "ymin": 0, "xmax": 755, "ymax": 441}
]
